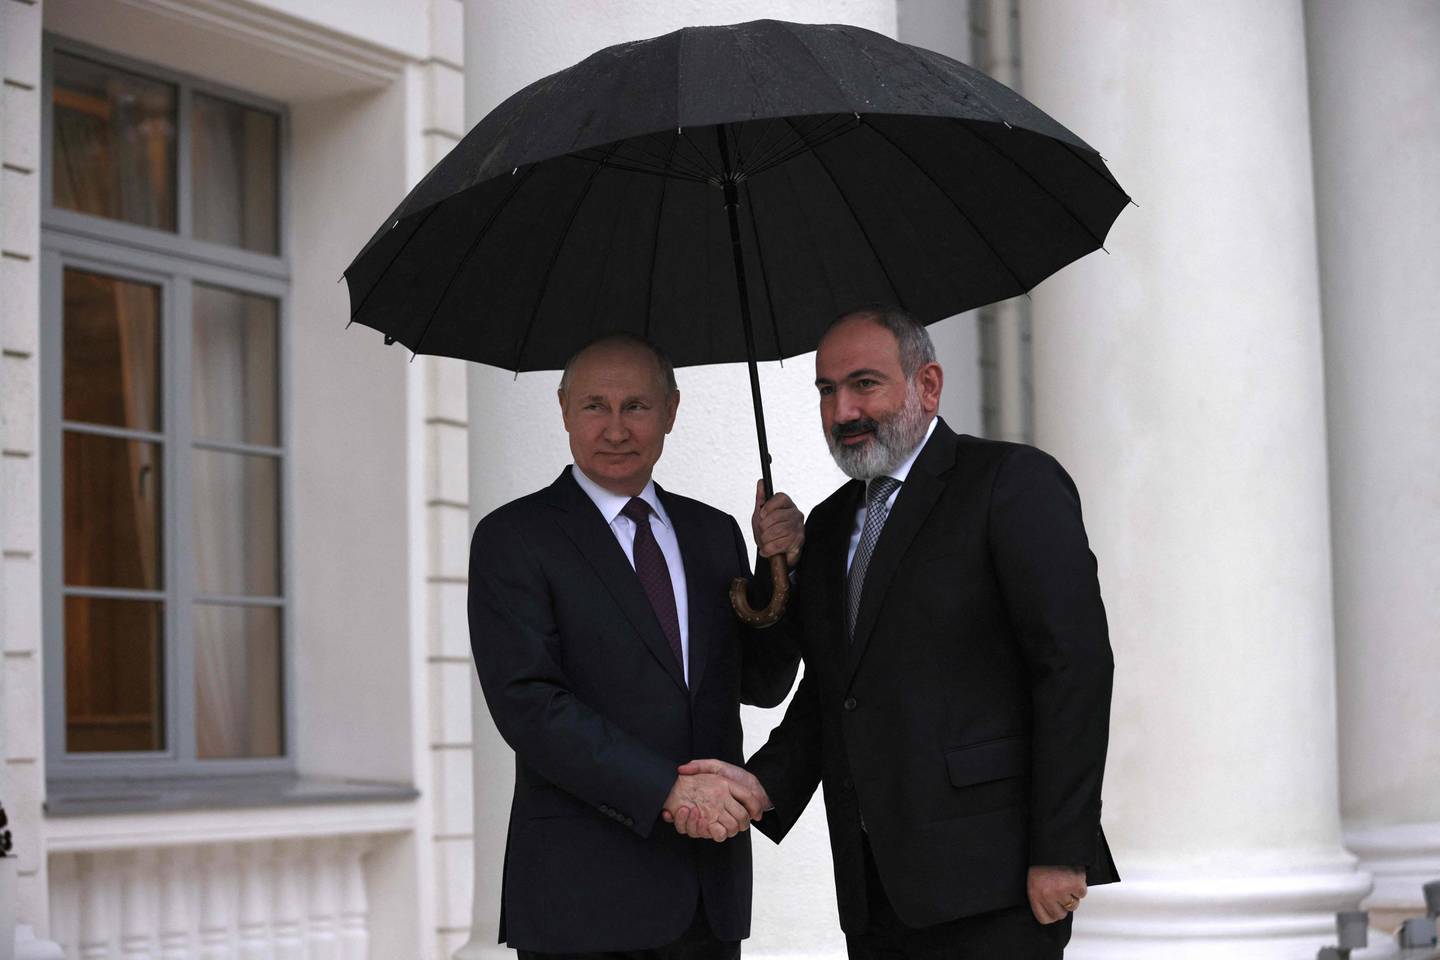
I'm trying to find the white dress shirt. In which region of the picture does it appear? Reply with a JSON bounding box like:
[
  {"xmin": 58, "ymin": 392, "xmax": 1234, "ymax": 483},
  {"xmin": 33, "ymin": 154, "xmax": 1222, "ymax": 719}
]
[
  {"xmin": 846, "ymin": 417, "xmax": 939, "ymax": 572},
  {"xmin": 571, "ymin": 465, "xmax": 691, "ymax": 683}
]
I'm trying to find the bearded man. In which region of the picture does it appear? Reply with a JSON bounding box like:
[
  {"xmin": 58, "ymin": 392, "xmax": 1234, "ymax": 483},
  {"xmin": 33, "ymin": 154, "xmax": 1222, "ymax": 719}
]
[{"xmin": 674, "ymin": 307, "xmax": 1119, "ymax": 959}]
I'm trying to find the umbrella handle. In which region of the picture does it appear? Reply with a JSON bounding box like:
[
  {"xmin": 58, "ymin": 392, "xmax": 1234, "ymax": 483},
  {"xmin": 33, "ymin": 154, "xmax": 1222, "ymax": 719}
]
[{"xmin": 729, "ymin": 554, "xmax": 790, "ymax": 628}]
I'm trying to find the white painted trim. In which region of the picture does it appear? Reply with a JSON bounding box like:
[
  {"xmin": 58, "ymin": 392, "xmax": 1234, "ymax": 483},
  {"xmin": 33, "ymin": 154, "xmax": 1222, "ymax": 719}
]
[
  {"xmin": 109, "ymin": 0, "xmax": 409, "ymax": 87},
  {"xmin": 1065, "ymin": 855, "xmax": 1373, "ymax": 959},
  {"xmin": 44, "ymin": 800, "xmax": 418, "ymax": 852},
  {"xmin": 1346, "ymin": 822, "xmax": 1440, "ymax": 912}
]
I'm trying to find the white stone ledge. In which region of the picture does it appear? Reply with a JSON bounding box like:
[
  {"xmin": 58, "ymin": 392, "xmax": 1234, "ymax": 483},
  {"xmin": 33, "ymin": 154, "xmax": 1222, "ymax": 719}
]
[
  {"xmin": 1346, "ymin": 821, "xmax": 1440, "ymax": 912},
  {"xmin": 45, "ymin": 796, "xmax": 417, "ymax": 853}
]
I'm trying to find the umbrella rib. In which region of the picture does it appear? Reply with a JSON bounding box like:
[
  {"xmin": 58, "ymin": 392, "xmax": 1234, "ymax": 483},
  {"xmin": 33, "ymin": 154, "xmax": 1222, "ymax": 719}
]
[
  {"xmin": 606, "ymin": 131, "xmax": 713, "ymax": 181},
  {"xmin": 675, "ymin": 127, "xmax": 721, "ymax": 181},
  {"xmin": 741, "ymin": 177, "xmax": 786, "ymax": 361},
  {"xmin": 960, "ymin": 122, "xmax": 1108, "ymax": 249},
  {"xmin": 781, "ymin": 115, "xmax": 904, "ymax": 306},
  {"xmin": 572, "ymin": 153, "xmax": 707, "ymax": 184},
  {"xmin": 860, "ymin": 118, "xmax": 1031, "ymax": 293},
  {"xmin": 410, "ymin": 167, "xmax": 537, "ymax": 355},
  {"xmin": 641, "ymin": 133, "xmax": 681, "ymax": 341},
  {"xmin": 750, "ymin": 115, "xmax": 861, "ymax": 176},
  {"xmin": 511, "ymin": 145, "xmax": 619, "ymax": 371},
  {"xmin": 739, "ymin": 119, "xmax": 802, "ymax": 177},
  {"xmin": 347, "ymin": 202, "xmax": 440, "ymax": 322}
]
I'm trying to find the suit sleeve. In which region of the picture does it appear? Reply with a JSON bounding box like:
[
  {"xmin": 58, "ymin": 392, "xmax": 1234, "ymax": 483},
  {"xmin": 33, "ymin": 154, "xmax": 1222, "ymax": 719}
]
[
  {"xmin": 468, "ymin": 511, "xmax": 677, "ymax": 838},
  {"xmin": 744, "ymin": 663, "xmax": 823, "ymax": 844},
  {"xmin": 988, "ymin": 446, "xmax": 1114, "ymax": 867},
  {"xmin": 739, "ymin": 510, "xmax": 825, "ymax": 844},
  {"xmin": 731, "ymin": 518, "xmax": 802, "ymax": 708}
]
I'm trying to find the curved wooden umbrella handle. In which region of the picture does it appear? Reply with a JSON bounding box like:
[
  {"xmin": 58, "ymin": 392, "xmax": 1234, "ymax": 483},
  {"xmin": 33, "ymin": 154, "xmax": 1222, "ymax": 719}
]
[{"xmin": 730, "ymin": 553, "xmax": 790, "ymax": 627}]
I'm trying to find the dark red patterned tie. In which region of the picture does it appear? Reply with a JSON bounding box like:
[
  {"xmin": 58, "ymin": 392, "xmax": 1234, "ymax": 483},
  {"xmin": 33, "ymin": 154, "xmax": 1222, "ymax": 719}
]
[{"xmin": 622, "ymin": 498, "xmax": 684, "ymax": 675}]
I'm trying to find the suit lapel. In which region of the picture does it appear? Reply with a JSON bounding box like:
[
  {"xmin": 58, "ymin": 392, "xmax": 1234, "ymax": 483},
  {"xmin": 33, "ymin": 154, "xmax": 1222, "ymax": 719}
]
[
  {"xmin": 547, "ymin": 468, "xmax": 688, "ymax": 694},
  {"xmin": 658, "ymin": 486, "xmax": 708, "ymax": 696},
  {"xmin": 846, "ymin": 422, "xmax": 958, "ymax": 682}
]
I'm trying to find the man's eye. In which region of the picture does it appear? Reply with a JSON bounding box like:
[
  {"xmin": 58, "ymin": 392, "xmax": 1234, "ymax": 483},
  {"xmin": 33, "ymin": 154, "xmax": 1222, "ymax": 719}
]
[
  {"xmin": 817, "ymin": 385, "xmax": 834, "ymax": 397},
  {"xmin": 855, "ymin": 379, "xmax": 878, "ymax": 389}
]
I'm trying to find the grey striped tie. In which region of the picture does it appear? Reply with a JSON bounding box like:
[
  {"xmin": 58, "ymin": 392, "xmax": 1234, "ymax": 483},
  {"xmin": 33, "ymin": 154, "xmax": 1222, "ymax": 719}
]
[{"xmin": 847, "ymin": 476, "xmax": 901, "ymax": 641}]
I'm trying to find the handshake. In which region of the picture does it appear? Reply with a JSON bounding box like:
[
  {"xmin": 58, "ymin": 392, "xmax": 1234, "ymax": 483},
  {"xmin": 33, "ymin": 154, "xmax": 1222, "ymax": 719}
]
[{"xmin": 661, "ymin": 759, "xmax": 770, "ymax": 843}]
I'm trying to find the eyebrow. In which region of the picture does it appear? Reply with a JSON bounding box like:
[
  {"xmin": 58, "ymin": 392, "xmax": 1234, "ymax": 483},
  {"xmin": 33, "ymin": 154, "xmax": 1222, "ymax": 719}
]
[
  {"xmin": 576, "ymin": 393, "xmax": 651, "ymax": 404},
  {"xmin": 814, "ymin": 367, "xmax": 890, "ymax": 387}
]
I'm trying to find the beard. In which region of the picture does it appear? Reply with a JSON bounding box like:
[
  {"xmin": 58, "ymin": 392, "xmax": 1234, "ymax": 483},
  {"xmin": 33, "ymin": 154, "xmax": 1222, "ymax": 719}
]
[{"xmin": 826, "ymin": 380, "xmax": 931, "ymax": 481}]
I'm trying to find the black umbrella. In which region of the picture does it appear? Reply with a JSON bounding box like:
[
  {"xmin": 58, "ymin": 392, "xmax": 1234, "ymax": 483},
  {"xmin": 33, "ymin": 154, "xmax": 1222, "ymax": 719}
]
[{"xmin": 344, "ymin": 19, "xmax": 1128, "ymax": 623}]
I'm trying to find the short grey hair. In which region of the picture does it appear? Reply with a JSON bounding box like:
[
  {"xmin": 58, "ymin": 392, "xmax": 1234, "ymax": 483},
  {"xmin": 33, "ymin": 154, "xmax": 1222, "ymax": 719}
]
[
  {"xmin": 559, "ymin": 332, "xmax": 677, "ymax": 395},
  {"xmin": 836, "ymin": 304, "xmax": 937, "ymax": 378}
]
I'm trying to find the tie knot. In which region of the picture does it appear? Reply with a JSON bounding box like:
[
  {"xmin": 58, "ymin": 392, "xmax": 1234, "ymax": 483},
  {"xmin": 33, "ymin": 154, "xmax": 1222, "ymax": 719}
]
[
  {"xmin": 867, "ymin": 476, "xmax": 900, "ymax": 506},
  {"xmin": 622, "ymin": 497, "xmax": 652, "ymax": 525}
]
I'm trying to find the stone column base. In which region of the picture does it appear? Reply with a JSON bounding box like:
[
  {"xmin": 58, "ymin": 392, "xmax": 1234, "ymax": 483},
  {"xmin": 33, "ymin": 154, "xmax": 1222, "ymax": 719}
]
[
  {"xmin": 1346, "ymin": 821, "xmax": 1440, "ymax": 932},
  {"xmin": 1067, "ymin": 855, "xmax": 1372, "ymax": 959}
]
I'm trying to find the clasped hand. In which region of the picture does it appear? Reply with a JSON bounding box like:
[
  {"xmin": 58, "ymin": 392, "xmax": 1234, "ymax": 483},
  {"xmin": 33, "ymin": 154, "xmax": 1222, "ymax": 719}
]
[{"xmin": 661, "ymin": 759, "xmax": 770, "ymax": 842}]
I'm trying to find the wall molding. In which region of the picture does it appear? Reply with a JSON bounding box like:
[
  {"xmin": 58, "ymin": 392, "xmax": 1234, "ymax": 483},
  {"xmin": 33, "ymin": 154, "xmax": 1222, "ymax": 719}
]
[{"xmin": 110, "ymin": 0, "xmax": 410, "ymax": 86}]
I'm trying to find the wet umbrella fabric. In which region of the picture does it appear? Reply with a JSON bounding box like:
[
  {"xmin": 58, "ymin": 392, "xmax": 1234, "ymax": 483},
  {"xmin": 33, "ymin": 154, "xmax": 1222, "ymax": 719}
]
[{"xmin": 343, "ymin": 19, "xmax": 1128, "ymax": 622}]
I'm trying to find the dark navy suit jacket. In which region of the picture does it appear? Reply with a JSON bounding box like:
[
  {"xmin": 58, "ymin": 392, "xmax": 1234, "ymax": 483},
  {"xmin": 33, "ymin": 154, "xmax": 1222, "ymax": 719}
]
[{"xmin": 468, "ymin": 467, "xmax": 799, "ymax": 953}]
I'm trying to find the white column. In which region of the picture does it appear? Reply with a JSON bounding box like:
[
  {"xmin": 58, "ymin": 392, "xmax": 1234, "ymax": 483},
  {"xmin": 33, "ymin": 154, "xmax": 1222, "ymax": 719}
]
[
  {"xmin": 461, "ymin": 3, "xmax": 897, "ymax": 958},
  {"xmin": 1304, "ymin": 0, "xmax": 1440, "ymax": 928},
  {"xmin": 1019, "ymin": 3, "xmax": 1369, "ymax": 957}
]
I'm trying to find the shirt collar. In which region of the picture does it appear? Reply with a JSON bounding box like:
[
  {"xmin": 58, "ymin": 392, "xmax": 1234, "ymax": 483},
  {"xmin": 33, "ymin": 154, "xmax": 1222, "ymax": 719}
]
[
  {"xmin": 880, "ymin": 416, "xmax": 938, "ymax": 488},
  {"xmin": 570, "ymin": 465, "xmax": 671, "ymax": 529}
]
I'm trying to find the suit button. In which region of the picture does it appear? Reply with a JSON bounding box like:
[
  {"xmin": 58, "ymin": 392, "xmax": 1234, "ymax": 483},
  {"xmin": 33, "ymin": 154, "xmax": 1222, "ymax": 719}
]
[
  {"xmin": 843, "ymin": 697, "xmax": 857, "ymax": 712},
  {"xmin": 841, "ymin": 777, "xmax": 852, "ymax": 790}
]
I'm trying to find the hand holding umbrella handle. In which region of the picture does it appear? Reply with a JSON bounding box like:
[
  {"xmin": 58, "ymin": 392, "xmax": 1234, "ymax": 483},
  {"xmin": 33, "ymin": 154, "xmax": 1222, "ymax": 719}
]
[{"xmin": 729, "ymin": 554, "xmax": 790, "ymax": 627}]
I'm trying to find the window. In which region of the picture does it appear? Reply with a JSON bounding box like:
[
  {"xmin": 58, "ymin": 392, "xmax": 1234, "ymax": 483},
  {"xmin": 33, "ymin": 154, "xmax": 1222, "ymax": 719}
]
[{"xmin": 41, "ymin": 38, "xmax": 290, "ymax": 778}]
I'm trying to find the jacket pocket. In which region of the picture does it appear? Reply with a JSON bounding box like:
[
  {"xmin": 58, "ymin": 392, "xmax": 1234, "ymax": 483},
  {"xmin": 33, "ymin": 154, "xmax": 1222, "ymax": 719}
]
[{"xmin": 945, "ymin": 735, "xmax": 1030, "ymax": 788}]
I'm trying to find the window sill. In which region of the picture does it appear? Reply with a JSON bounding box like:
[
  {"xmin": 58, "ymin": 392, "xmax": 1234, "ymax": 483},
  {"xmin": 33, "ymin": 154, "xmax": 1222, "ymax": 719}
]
[
  {"xmin": 43, "ymin": 775, "xmax": 421, "ymax": 853},
  {"xmin": 45, "ymin": 773, "xmax": 418, "ymax": 818}
]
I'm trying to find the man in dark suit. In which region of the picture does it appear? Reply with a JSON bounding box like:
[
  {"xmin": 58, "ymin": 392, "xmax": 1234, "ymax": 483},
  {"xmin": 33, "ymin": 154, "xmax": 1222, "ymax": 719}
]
[
  {"xmin": 468, "ymin": 333, "xmax": 804, "ymax": 959},
  {"xmin": 675, "ymin": 307, "xmax": 1118, "ymax": 958}
]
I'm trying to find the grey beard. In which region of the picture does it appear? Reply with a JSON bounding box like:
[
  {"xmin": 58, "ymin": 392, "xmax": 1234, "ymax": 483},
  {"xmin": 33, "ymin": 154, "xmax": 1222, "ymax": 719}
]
[{"xmin": 827, "ymin": 382, "xmax": 930, "ymax": 481}]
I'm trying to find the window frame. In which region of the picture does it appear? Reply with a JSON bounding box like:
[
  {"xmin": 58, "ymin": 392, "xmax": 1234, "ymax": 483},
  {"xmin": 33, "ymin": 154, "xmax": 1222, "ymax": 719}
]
[{"xmin": 40, "ymin": 33, "xmax": 296, "ymax": 781}]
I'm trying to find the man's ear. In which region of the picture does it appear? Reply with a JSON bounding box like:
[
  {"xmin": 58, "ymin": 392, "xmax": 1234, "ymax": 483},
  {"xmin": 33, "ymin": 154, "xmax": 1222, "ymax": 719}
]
[
  {"xmin": 558, "ymin": 389, "xmax": 570, "ymax": 429},
  {"xmin": 664, "ymin": 390, "xmax": 680, "ymax": 433},
  {"xmin": 918, "ymin": 362, "xmax": 944, "ymax": 415}
]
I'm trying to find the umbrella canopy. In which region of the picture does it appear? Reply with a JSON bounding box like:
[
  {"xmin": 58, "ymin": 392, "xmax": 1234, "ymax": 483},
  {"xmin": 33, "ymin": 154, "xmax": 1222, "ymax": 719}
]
[{"xmin": 344, "ymin": 18, "xmax": 1129, "ymax": 370}]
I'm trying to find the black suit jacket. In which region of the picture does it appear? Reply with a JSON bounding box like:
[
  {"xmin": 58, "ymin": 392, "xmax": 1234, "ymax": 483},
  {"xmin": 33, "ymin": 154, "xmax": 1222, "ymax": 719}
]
[
  {"xmin": 468, "ymin": 467, "xmax": 800, "ymax": 953},
  {"xmin": 748, "ymin": 420, "xmax": 1118, "ymax": 932}
]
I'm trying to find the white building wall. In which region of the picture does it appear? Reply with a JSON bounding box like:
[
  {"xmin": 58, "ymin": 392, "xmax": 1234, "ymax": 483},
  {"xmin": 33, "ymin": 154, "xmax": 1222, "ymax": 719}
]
[
  {"xmin": 1, "ymin": 1, "xmax": 1436, "ymax": 957},
  {"xmin": 0, "ymin": 0, "xmax": 477, "ymax": 954}
]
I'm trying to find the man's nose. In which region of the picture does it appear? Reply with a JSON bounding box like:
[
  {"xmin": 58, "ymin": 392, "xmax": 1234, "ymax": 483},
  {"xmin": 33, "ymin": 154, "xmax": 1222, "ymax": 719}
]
[
  {"xmin": 602, "ymin": 412, "xmax": 628, "ymax": 441},
  {"xmin": 833, "ymin": 388, "xmax": 862, "ymax": 424}
]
